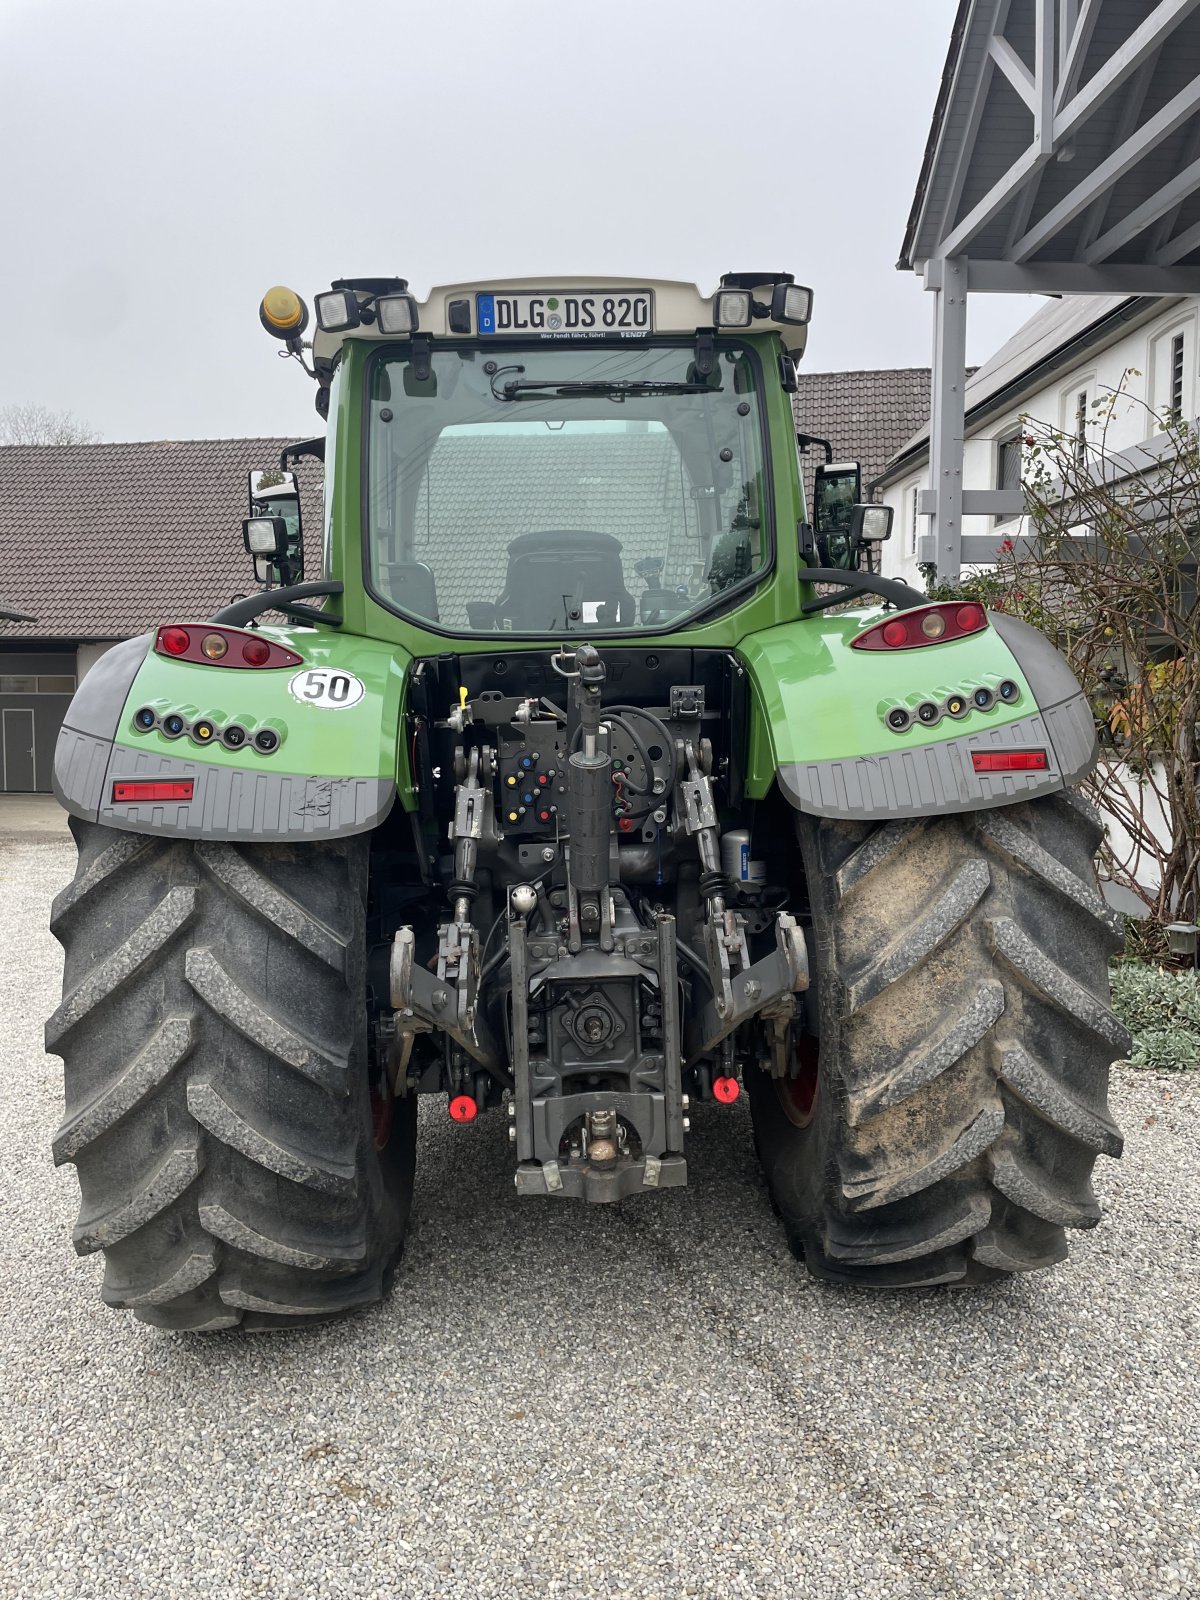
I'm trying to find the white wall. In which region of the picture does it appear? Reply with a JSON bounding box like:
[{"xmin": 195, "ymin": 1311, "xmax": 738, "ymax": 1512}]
[{"xmin": 881, "ymin": 296, "xmax": 1200, "ymax": 586}]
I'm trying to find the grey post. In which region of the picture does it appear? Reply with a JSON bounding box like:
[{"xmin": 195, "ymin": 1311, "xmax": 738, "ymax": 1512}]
[{"xmin": 921, "ymin": 256, "xmax": 968, "ymax": 579}]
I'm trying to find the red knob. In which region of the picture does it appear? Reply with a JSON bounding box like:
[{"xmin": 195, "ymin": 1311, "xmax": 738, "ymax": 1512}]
[
  {"xmin": 713, "ymin": 1075, "xmax": 740, "ymax": 1104},
  {"xmin": 448, "ymin": 1095, "xmax": 478, "ymax": 1123}
]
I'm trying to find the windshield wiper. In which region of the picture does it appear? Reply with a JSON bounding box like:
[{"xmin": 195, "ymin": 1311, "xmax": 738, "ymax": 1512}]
[{"xmin": 497, "ymin": 377, "xmax": 721, "ymax": 402}]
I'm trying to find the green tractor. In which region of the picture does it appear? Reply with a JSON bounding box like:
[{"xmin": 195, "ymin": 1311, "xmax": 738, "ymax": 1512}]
[{"xmin": 47, "ymin": 273, "xmax": 1127, "ymax": 1331}]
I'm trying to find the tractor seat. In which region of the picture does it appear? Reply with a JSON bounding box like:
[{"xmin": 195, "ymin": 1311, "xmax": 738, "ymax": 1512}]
[
  {"xmin": 380, "ymin": 560, "xmax": 439, "ymax": 621},
  {"xmin": 494, "ymin": 530, "xmax": 635, "ymax": 630}
]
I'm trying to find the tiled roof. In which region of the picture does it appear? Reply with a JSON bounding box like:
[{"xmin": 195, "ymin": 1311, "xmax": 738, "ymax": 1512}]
[
  {"xmin": 0, "ymin": 439, "xmax": 324, "ymax": 641},
  {"xmin": 792, "ymin": 368, "xmax": 933, "ymax": 508}
]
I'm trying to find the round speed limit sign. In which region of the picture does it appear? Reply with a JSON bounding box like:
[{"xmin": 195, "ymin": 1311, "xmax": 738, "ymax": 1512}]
[{"xmin": 288, "ymin": 668, "xmax": 365, "ymax": 709}]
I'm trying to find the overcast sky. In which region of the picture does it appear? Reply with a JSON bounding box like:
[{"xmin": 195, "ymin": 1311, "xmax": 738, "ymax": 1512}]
[{"xmin": 0, "ymin": 0, "xmax": 1037, "ymax": 443}]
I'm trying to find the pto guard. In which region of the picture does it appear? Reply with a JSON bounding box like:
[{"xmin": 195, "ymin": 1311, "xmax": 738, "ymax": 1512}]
[
  {"xmin": 53, "ymin": 628, "xmax": 410, "ymax": 841},
  {"xmin": 746, "ymin": 609, "xmax": 1098, "ymax": 821}
]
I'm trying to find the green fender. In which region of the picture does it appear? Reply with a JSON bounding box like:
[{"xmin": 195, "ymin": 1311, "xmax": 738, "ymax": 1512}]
[
  {"xmin": 738, "ymin": 608, "xmax": 1097, "ymax": 819},
  {"xmin": 53, "ymin": 626, "xmax": 414, "ymax": 841}
]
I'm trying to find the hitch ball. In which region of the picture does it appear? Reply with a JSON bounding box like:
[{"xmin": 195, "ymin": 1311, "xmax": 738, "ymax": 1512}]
[{"xmin": 510, "ymin": 884, "xmax": 538, "ymax": 917}]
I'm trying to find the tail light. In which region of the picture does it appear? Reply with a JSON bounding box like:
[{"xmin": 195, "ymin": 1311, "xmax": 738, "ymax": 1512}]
[
  {"xmin": 153, "ymin": 626, "xmax": 302, "ymax": 668},
  {"xmin": 852, "ymin": 603, "xmax": 987, "ymax": 650},
  {"xmin": 971, "ymin": 750, "xmax": 1048, "ymax": 773}
]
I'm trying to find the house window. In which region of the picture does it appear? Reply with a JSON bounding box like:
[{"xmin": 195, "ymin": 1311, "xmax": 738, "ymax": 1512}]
[
  {"xmin": 0, "ymin": 675, "xmax": 76, "ymax": 694},
  {"xmin": 1171, "ymin": 332, "xmax": 1185, "ymax": 417},
  {"xmin": 996, "ymin": 432, "xmax": 1021, "ymax": 523},
  {"xmin": 1074, "ymin": 390, "xmax": 1088, "ymax": 467}
]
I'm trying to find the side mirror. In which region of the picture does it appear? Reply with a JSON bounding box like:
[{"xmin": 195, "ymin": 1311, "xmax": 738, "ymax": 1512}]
[
  {"xmin": 850, "ymin": 504, "xmax": 893, "ymax": 542},
  {"xmin": 245, "ymin": 468, "xmax": 302, "ymax": 584},
  {"xmin": 813, "ymin": 460, "xmax": 863, "ymax": 570}
]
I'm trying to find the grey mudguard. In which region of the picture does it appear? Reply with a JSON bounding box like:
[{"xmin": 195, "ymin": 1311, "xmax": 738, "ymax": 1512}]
[
  {"xmin": 53, "ymin": 634, "xmax": 152, "ymax": 817},
  {"xmin": 53, "ymin": 634, "xmax": 395, "ymax": 842},
  {"xmin": 82, "ymin": 745, "xmax": 394, "ymax": 841},
  {"xmin": 778, "ymin": 695, "xmax": 1097, "ymax": 820}
]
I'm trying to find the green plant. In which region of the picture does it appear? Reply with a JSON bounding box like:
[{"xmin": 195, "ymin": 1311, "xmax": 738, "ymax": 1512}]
[{"xmin": 1109, "ymin": 961, "xmax": 1200, "ymax": 1069}]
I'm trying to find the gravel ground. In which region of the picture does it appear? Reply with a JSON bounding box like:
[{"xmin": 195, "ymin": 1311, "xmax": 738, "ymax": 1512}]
[{"xmin": 2, "ymin": 835, "xmax": 1199, "ymax": 1600}]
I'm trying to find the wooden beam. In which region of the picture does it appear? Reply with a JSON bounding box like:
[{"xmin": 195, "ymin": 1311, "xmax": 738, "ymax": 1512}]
[
  {"xmin": 1036, "ymin": 0, "xmax": 1056, "ymax": 153},
  {"xmin": 1150, "ymin": 116, "xmax": 1200, "ymax": 255},
  {"xmin": 1084, "ymin": 153, "xmax": 1200, "ymax": 262},
  {"xmin": 1075, "ymin": 56, "xmax": 1159, "ymax": 257},
  {"xmin": 989, "ymin": 33, "xmax": 1036, "ymax": 112},
  {"xmin": 940, "ymin": 145, "xmax": 1048, "ymax": 258},
  {"xmin": 1156, "ymin": 214, "xmax": 1200, "ymax": 266},
  {"xmin": 1054, "ymin": 0, "xmax": 1102, "ymax": 111},
  {"xmin": 1054, "ymin": 0, "xmax": 1200, "ymax": 142},
  {"xmin": 967, "ymin": 261, "xmax": 1200, "ymax": 292},
  {"xmin": 1012, "ymin": 70, "xmax": 1200, "ymax": 261}
]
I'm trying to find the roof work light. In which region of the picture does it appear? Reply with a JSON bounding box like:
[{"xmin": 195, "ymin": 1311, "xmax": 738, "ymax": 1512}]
[
  {"xmin": 315, "ymin": 290, "xmax": 362, "ymax": 332},
  {"xmin": 376, "ymin": 293, "xmax": 419, "ymax": 335},
  {"xmin": 771, "ymin": 283, "xmax": 813, "ymax": 325},
  {"xmin": 712, "ymin": 289, "xmax": 753, "ymax": 327},
  {"xmin": 713, "ymin": 279, "xmax": 814, "ymax": 329}
]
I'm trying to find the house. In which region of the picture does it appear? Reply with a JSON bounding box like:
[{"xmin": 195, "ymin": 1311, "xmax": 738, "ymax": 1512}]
[
  {"xmin": 0, "ymin": 438, "xmax": 322, "ymax": 793},
  {"xmin": 875, "ymin": 294, "xmax": 1198, "ymax": 586}
]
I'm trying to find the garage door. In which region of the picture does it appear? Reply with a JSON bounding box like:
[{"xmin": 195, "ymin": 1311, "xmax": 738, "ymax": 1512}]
[{"xmin": 0, "ymin": 653, "xmax": 77, "ymax": 793}]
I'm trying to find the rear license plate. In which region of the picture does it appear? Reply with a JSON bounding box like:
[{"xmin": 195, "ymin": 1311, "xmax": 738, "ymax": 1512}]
[{"xmin": 475, "ymin": 290, "xmax": 653, "ymax": 337}]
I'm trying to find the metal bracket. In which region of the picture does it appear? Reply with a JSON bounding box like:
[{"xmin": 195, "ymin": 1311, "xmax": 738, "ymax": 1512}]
[
  {"xmin": 390, "ymin": 924, "xmax": 500, "ymax": 1072},
  {"xmin": 686, "ymin": 912, "xmax": 809, "ymax": 1066},
  {"xmin": 670, "ymin": 684, "xmax": 705, "ymax": 718}
]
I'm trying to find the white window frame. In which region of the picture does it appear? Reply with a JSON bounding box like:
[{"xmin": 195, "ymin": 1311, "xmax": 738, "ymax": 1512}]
[
  {"xmin": 993, "ymin": 424, "xmax": 1023, "ymax": 527},
  {"xmin": 1148, "ymin": 312, "xmax": 1196, "ymax": 428},
  {"xmin": 907, "ymin": 481, "xmax": 920, "ymax": 557},
  {"xmin": 1058, "ymin": 375, "xmax": 1095, "ymax": 469}
]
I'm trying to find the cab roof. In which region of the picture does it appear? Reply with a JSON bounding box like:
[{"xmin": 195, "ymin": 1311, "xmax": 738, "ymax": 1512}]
[{"xmin": 309, "ymin": 274, "xmax": 810, "ymax": 364}]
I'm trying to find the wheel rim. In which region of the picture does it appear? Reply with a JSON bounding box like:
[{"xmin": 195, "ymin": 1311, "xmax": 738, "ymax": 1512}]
[{"xmin": 777, "ymin": 1033, "xmax": 820, "ymax": 1129}]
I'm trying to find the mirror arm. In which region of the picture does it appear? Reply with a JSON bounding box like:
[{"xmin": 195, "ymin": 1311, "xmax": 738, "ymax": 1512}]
[
  {"xmin": 799, "ymin": 568, "xmax": 925, "ymax": 615},
  {"xmin": 796, "ymin": 433, "xmax": 834, "ymax": 463},
  {"xmin": 280, "ymin": 436, "xmax": 325, "ymax": 469},
  {"xmin": 210, "ymin": 581, "xmax": 344, "ymax": 628}
]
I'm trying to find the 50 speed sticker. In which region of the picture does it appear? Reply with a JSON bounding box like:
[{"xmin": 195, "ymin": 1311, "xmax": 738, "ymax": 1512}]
[{"xmin": 288, "ymin": 668, "xmax": 365, "ymax": 709}]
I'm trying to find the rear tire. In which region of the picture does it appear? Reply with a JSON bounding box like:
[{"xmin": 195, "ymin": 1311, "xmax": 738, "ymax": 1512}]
[
  {"xmin": 47, "ymin": 821, "xmax": 416, "ymax": 1331},
  {"xmin": 748, "ymin": 792, "xmax": 1127, "ymax": 1286}
]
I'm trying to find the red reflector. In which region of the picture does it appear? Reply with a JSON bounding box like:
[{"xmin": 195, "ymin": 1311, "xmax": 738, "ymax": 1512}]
[
  {"xmin": 242, "ymin": 636, "xmax": 271, "ymax": 666},
  {"xmin": 111, "ymin": 780, "xmax": 195, "ymax": 803},
  {"xmin": 448, "ymin": 1094, "xmax": 478, "ymax": 1123},
  {"xmin": 881, "ymin": 619, "xmax": 909, "ymax": 648},
  {"xmin": 160, "ymin": 627, "xmax": 191, "ymax": 656},
  {"xmin": 713, "ymin": 1075, "xmax": 741, "ymax": 1104},
  {"xmin": 971, "ymin": 750, "xmax": 1048, "ymax": 773}
]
